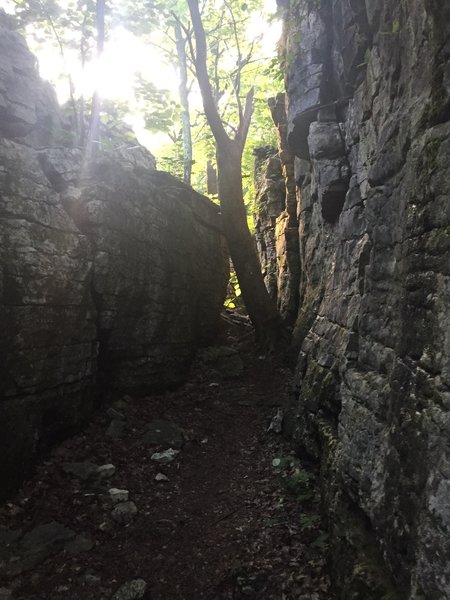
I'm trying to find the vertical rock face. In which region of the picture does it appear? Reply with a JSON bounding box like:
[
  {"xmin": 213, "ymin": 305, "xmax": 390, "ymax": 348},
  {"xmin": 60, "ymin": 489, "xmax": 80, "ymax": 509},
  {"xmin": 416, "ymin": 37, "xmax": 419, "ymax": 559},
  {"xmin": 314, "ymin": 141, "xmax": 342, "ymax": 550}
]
[
  {"xmin": 254, "ymin": 147, "xmax": 285, "ymax": 299},
  {"xmin": 64, "ymin": 166, "xmax": 228, "ymax": 394},
  {"xmin": 253, "ymin": 95, "xmax": 301, "ymax": 325},
  {"xmin": 280, "ymin": 0, "xmax": 450, "ymax": 597},
  {"xmin": 0, "ymin": 12, "xmax": 228, "ymax": 499},
  {"xmin": 0, "ymin": 10, "xmax": 97, "ymax": 498}
]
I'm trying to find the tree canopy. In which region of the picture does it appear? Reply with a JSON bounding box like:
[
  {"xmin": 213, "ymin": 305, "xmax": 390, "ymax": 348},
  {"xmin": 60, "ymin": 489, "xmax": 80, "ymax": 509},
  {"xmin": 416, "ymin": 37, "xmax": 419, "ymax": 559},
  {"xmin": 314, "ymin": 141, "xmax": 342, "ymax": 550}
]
[
  {"xmin": 6, "ymin": 0, "xmax": 285, "ymax": 339},
  {"xmin": 6, "ymin": 0, "xmax": 282, "ymax": 200}
]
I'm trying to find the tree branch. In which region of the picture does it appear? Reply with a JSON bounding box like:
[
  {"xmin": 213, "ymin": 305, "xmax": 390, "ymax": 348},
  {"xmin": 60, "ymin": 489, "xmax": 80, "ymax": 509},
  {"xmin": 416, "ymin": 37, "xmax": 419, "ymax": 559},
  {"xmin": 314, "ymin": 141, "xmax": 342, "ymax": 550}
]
[
  {"xmin": 223, "ymin": 0, "xmax": 243, "ymax": 120},
  {"xmin": 236, "ymin": 86, "xmax": 254, "ymax": 148},
  {"xmin": 187, "ymin": 0, "xmax": 229, "ymax": 145}
]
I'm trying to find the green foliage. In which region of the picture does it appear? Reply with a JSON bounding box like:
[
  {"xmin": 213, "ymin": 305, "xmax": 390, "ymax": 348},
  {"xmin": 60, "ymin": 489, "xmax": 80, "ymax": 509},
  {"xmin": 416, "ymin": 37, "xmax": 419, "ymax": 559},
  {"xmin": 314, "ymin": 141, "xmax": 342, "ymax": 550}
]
[
  {"xmin": 12, "ymin": 0, "xmax": 97, "ymax": 62},
  {"xmin": 287, "ymin": 467, "xmax": 317, "ymax": 502},
  {"xmin": 241, "ymin": 96, "xmax": 278, "ymax": 216},
  {"xmin": 379, "ymin": 18, "xmax": 401, "ymax": 36},
  {"xmin": 224, "ymin": 271, "xmax": 244, "ymax": 311},
  {"xmin": 271, "ymin": 455, "xmax": 319, "ymax": 505},
  {"xmin": 11, "ymin": 0, "xmax": 282, "ymax": 197},
  {"xmin": 357, "ymin": 47, "xmax": 372, "ymax": 68},
  {"xmin": 101, "ymin": 99, "xmax": 130, "ymax": 124},
  {"xmin": 112, "ymin": 0, "xmax": 159, "ymax": 36},
  {"xmin": 135, "ymin": 76, "xmax": 181, "ymax": 137},
  {"xmin": 157, "ymin": 142, "xmax": 185, "ymax": 180},
  {"xmin": 265, "ymin": 56, "xmax": 285, "ymax": 83}
]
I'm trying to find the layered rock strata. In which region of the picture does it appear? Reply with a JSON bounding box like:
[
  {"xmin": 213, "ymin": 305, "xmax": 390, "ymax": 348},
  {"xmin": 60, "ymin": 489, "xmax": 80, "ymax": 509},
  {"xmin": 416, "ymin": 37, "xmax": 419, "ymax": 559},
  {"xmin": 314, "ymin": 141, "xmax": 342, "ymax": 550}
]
[
  {"xmin": 253, "ymin": 94, "xmax": 301, "ymax": 325},
  {"xmin": 0, "ymin": 11, "xmax": 228, "ymax": 499},
  {"xmin": 277, "ymin": 0, "xmax": 450, "ymax": 597}
]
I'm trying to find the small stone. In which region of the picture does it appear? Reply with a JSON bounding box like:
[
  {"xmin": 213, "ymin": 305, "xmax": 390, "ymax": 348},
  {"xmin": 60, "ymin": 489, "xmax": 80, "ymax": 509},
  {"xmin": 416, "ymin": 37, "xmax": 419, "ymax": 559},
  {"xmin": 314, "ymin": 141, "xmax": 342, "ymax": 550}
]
[
  {"xmin": 209, "ymin": 382, "xmax": 219, "ymax": 387},
  {"xmin": 155, "ymin": 473, "xmax": 169, "ymax": 482},
  {"xmin": 150, "ymin": 448, "xmax": 179, "ymax": 464},
  {"xmin": 96, "ymin": 464, "xmax": 116, "ymax": 479},
  {"xmin": 80, "ymin": 570, "xmax": 101, "ymax": 586},
  {"xmin": 267, "ymin": 408, "xmax": 284, "ymax": 434},
  {"xmin": 111, "ymin": 502, "xmax": 137, "ymax": 524},
  {"xmin": 107, "ymin": 407, "xmax": 125, "ymax": 420},
  {"xmin": 112, "ymin": 578, "xmax": 147, "ymax": 600},
  {"xmin": 242, "ymin": 586, "xmax": 255, "ymax": 596},
  {"xmin": 108, "ymin": 488, "xmax": 129, "ymax": 503}
]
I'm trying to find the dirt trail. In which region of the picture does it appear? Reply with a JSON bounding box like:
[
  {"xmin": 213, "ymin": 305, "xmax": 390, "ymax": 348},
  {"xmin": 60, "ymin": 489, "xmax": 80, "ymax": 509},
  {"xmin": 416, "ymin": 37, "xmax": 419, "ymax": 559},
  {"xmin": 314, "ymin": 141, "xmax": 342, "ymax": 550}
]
[{"xmin": 0, "ymin": 329, "xmax": 333, "ymax": 600}]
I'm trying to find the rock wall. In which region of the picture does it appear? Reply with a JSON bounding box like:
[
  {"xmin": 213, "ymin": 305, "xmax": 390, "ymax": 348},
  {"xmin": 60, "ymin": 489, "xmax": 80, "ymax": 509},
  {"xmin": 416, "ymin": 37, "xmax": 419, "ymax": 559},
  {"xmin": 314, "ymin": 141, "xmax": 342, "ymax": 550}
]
[
  {"xmin": 253, "ymin": 96, "xmax": 301, "ymax": 325},
  {"xmin": 276, "ymin": 0, "xmax": 450, "ymax": 597},
  {"xmin": 0, "ymin": 11, "xmax": 228, "ymax": 499}
]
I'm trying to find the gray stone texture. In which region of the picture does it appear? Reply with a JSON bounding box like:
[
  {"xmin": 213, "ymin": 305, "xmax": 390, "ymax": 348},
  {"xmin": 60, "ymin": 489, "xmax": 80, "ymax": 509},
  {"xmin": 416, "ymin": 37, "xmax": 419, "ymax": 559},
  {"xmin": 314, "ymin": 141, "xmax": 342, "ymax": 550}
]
[
  {"xmin": 279, "ymin": 0, "xmax": 450, "ymax": 597},
  {"xmin": 253, "ymin": 94, "xmax": 301, "ymax": 325},
  {"xmin": 0, "ymin": 13, "xmax": 228, "ymax": 499}
]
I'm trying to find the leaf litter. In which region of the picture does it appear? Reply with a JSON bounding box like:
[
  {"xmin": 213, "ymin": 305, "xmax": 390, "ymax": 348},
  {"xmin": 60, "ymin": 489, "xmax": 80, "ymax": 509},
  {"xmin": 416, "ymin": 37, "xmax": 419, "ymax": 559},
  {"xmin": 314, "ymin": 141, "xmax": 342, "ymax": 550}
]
[{"xmin": 0, "ymin": 324, "xmax": 333, "ymax": 599}]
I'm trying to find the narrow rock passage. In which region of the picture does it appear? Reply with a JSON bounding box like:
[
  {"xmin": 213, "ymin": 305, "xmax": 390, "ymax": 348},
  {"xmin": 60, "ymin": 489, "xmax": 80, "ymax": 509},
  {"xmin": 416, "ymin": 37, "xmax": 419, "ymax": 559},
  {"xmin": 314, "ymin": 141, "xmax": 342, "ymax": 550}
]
[{"xmin": 0, "ymin": 327, "xmax": 333, "ymax": 599}]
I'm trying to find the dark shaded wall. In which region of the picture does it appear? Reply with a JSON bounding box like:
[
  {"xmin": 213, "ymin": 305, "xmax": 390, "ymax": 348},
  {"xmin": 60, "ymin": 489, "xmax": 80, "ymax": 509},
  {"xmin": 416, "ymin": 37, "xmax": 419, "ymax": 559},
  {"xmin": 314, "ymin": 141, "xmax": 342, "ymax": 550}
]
[
  {"xmin": 262, "ymin": 0, "xmax": 450, "ymax": 597},
  {"xmin": 0, "ymin": 11, "xmax": 228, "ymax": 499}
]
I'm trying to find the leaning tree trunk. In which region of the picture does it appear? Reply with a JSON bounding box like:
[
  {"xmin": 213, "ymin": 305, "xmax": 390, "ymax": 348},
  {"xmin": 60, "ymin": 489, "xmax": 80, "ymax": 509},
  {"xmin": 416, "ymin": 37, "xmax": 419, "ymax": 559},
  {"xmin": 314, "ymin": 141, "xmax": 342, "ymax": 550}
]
[
  {"xmin": 217, "ymin": 139, "xmax": 280, "ymax": 344},
  {"xmin": 187, "ymin": 0, "xmax": 283, "ymax": 346}
]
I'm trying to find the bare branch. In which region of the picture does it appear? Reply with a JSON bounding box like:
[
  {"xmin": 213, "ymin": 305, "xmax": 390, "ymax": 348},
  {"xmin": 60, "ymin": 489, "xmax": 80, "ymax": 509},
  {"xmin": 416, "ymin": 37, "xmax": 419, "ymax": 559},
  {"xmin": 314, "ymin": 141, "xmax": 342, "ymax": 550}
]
[
  {"xmin": 236, "ymin": 86, "xmax": 254, "ymax": 148},
  {"xmin": 183, "ymin": 21, "xmax": 197, "ymax": 75},
  {"xmin": 187, "ymin": 0, "xmax": 228, "ymax": 145},
  {"xmin": 223, "ymin": 0, "xmax": 244, "ymax": 119}
]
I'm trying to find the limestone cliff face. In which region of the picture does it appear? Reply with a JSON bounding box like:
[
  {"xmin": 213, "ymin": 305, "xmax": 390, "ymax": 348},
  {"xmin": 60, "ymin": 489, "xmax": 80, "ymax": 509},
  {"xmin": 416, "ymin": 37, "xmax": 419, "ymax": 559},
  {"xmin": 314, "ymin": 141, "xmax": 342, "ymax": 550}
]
[
  {"xmin": 273, "ymin": 0, "xmax": 450, "ymax": 597},
  {"xmin": 253, "ymin": 144, "xmax": 300, "ymax": 325},
  {"xmin": 0, "ymin": 12, "xmax": 228, "ymax": 498}
]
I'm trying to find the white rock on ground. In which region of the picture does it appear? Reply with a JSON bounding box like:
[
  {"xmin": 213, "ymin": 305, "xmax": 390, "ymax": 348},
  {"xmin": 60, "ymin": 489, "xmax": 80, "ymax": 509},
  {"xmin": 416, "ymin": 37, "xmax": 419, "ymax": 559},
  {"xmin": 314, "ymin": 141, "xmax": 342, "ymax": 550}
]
[
  {"xmin": 108, "ymin": 488, "xmax": 129, "ymax": 503},
  {"xmin": 150, "ymin": 448, "xmax": 179, "ymax": 464},
  {"xmin": 97, "ymin": 464, "xmax": 117, "ymax": 479},
  {"xmin": 111, "ymin": 578, "xmax": 147, "ymax": 600}
]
